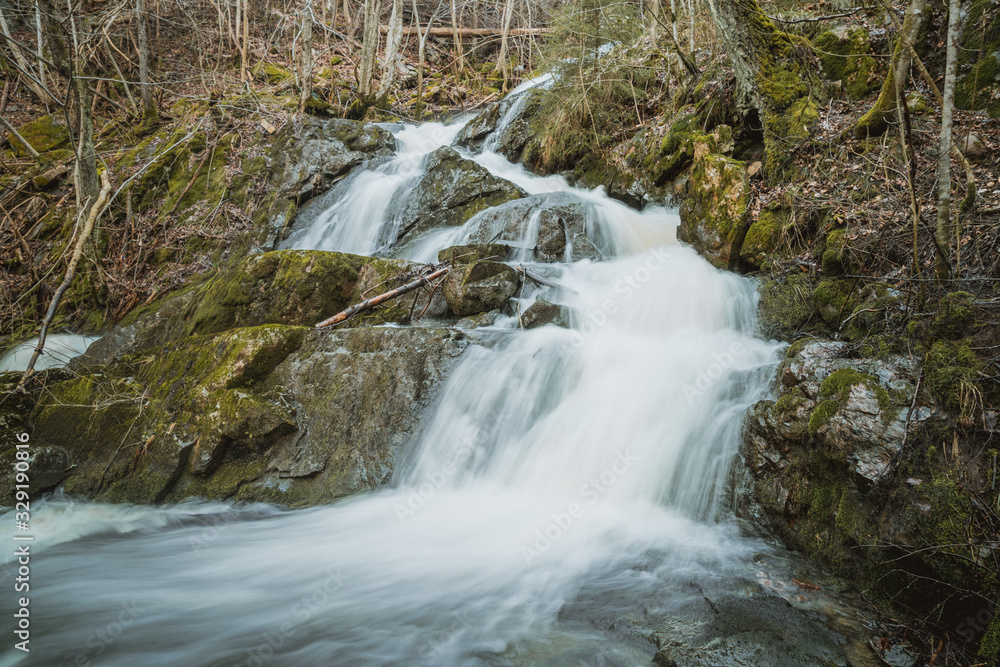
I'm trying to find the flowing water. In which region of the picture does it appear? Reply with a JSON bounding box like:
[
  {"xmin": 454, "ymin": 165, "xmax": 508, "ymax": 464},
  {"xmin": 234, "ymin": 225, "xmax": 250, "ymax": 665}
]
[
  {"xmin": 0, "ymin": 334, "xmax": 100, "ymax": 373},
  {"xmin": 1, "ymin": 96, "xmax": 880, "ymax": 666}
]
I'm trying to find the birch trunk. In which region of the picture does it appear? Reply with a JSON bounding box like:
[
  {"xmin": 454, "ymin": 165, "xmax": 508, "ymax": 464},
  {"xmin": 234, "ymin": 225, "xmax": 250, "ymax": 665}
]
[
  {"xmin": 934, "ymin": 0, "xmax": 962, "ymax": 278},
  {"xmin": 377, "ymin": 0, "xmax": 404, "ymax": 98}
]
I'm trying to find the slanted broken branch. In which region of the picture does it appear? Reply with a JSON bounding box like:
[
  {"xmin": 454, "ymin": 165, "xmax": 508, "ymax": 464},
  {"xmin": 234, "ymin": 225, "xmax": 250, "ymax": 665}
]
[
  {"xmin": 315, "ymin": 266, "xmax": 451, "ymax": 329},
  {"xmin": 515, "ymin": 264, "xmax": 577, "ymax": 294}
]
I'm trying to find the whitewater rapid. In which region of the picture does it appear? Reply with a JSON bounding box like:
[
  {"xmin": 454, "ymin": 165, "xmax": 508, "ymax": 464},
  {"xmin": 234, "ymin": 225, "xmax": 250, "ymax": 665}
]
[{"xmin": 2, "ymin": 97, "xmax": 877, "ymax": 666}]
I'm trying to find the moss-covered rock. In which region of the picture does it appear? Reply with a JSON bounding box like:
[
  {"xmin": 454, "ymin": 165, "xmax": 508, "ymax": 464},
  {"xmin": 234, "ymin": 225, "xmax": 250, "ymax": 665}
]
[
  {"xmin": 956, "ymin": 0, "xmax": 1000, "ymax": 117},
  {"xmin": 741, "ymin": 206, "xmax": 790, "ymax": 269},
  {"xmin": 6, "ymin": 114, "xmax": 70, "ymax": 157},
  {"xmin": 757, "ymin": 273, "xmax": 815, "ymax": 340},
  {"xmin": 677, "ymin": 148, "xmax": 750, "ymax": 270},
  {"xmin": 438, "ymin": 243, "xmax": 512, "ymax": 265},
  {"xmin": 78, "ymin": 250, "xmax": 441, "ymax": 366},
  {"xmin": 813, "ymin": 27, "xmax": 882, "ymax": 100},
  {"xmin": 31, "ymin": 324, "xmax": 469, "ymax": 507}
]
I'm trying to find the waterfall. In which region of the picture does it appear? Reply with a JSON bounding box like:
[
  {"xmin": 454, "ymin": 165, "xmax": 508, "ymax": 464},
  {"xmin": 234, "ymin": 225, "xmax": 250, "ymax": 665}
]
[{"xmin": 1, "ymin": 93, "xmax": 879, "ymax": 667}]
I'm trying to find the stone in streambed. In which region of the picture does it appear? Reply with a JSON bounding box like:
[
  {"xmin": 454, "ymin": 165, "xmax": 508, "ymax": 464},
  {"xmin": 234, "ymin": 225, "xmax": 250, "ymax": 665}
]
[
  {"xmin": 443, "ymin": 260, "xmax": 519, "ymax": 316},
  {"xmin": 519, "ymin": 299, "xmax": 570, "ymax": 329},
  {"xmin": 438, "ymin": 243, "xmax": 511, "ymax": 265}
]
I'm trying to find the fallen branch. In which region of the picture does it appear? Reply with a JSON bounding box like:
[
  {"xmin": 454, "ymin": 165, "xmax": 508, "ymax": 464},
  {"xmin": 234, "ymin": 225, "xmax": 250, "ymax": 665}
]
[
  {"xmin": 378, "ymin": 25, "xmax": 550, "ymax": 36},
  {"xmin": 16, "ymin": 170, "xmax": 112, "ymax": 392},
  {"xmin": 515, "ymin": 264, "xmax": 577, "ymax": 294},
  {"xmin": 315, "ymin": 265, "xmax": 451, "ymax": 329}
]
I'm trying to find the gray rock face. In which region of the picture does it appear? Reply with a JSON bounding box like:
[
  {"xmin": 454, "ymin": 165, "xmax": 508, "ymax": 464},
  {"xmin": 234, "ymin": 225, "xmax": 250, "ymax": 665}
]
[
  {"xmin": 464, "ymin": 192, "xmax": 607, "ymax": 263},
  {"xmin": 395, "ymin": 147, "xmax": 525, "ymax": 244},
  {"xmin": 454, "ymin": 102, "xmax": 500, "ymax": 150},
  {"xmin": 32, "ymin": 324, "xmax": 471, "ymax": 507},
  {"xmin": 260, "ymin": 118, "xmax": 395, "ymax": 246},
  {"xmin": 743, "ymin": 340, "xmax": 929, "ymax": 491},
  {"xmin": 443, "ymin": 260, "xmax": 520, "ymax": 316},
  {"xmin": 269, "ymin": 117, "xmax": 396, "ymax": 204}
]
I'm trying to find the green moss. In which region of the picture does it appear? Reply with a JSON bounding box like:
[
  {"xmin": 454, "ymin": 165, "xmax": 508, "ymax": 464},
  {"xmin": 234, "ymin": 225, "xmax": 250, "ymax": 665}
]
[
  {"xmin": 809, "ymin": 399, "xmax": 839, "ymax": 436},
  {"xmin": 813, "ymin": 279, "xmax": 855, "ymax": 326},
  {"xmin": 6, "ymin": 114, "xmax": 70, "ymax": 157},
  {"xmin": 924, "ymin": 340, "xmax": 980, "ymax": 410},
  {"xmin": 820, "ymin": 368, "xmax": 888, "ymax": 406},
  {"xmin": 741, "ymin": 208, "xmax": 787, "ymax": 268},
  {"xmin": 813, "ymin": 27, "xmax": 881, "ymax": 100},
  {"xmin": 786, "ymin": 336, "xmax": 817, "ymax": 359},
  {"xmin": 981, "ymin": 610, "xmax": 1000, "ymax": 666},
  {"xmin": 931, "ymin": 291, "xmax": 976, "ymax": 339},
  {"xmin": 757, "ymin": 273, "xmax": 814, "ymax": 340}
]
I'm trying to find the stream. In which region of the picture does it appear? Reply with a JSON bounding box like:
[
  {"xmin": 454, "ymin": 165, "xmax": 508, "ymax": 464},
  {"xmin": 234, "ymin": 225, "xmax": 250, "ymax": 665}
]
[{"xmin": 1, "ymin": 84, "xmax": 882, "ymax": 666}]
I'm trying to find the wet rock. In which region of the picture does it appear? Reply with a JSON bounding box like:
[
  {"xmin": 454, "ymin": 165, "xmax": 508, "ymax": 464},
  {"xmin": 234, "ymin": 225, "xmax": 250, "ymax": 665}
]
[
  {"xmin": 455, "ymin": 309, "xmax": 501, "ymax": 329},
  {"xmin": 269, "ymin": 117, "xmax": 395, "ymax": 204},
  {"xmin": 443, "ymin": 260, "xmax": 520, "ymax": 316},
  {"xmin": 519, "ymin": 299, "xmax": 570, "ymax": 329},
  {"xmin": 32, "ymin": 325, "xmax": 469, "ymax": 507},
  {"xmin": 438, "ymin": 243, "xmax": 511, "ymax": 265},
  {"xmin": 395, "ymin": 147, "xmax": 525, "ymax": 243},
  {"xmin": 455, "ymin": 89, "xmax": 543, "ymax": 161},
  {"xmin": 260, "ymin": 117, "xmax": 395, "ymax": 246},
  {"xmin": 454, "ymin": 102, "xmax": 500, "ymax": 150},
  {"xmin": 676, "ymin": 149, "xmax": 750, "ymax": 270},
  {"xmin": 464, "ymin": 192, "xmax": 607, "ymax": 263}
]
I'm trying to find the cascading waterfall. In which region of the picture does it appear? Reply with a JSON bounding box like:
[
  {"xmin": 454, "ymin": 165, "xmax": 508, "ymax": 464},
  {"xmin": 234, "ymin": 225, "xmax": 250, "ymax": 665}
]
[
  {"xmin": 280, "ymin": 122, "xmax": 466, "ymax": 255},
  {"xmin": 1, "ymin": 86, "xmax": 879, "ymax": 667}
]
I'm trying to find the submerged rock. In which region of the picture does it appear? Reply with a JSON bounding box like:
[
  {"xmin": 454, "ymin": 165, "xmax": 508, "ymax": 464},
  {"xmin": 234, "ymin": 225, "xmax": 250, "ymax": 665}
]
[
  {"xmin": 463, "ymin": 192, "xmax": 607, "ymax": 263},
  {"xmin": 443, "ymin": 260, "xmax": 520, "ymax": 316},
  {"xmin": 395, "ymin": 147, "xmax": 525, "ymax": 243}
]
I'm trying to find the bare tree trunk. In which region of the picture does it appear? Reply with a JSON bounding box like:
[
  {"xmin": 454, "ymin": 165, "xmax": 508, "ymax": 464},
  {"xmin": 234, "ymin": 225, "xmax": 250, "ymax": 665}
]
[
  {"xmin": 34, "ymin": 4, "xmax": 47, "ymax": 106},
  {"xmin": 853, "ymin": 0, "xmax": 926, "ymax": 137},
  {"xmin": 358, "ymin": 0, "xmax": 382, "ymax": 99},
  {"xmin": 0, "ymin": 5, "xmax": 56, "ymax": 104},
  {"xmin": 378, "ymin": 0, "xmax": 404, "ymax": 98},
  {"xmin": 299, "ymin": 2, "xmax": 314, "ymax": 111},
  {"xmin": 412, "ymin": 0, "xmax": 443, "ymax": 117},
  {"xmin": 65, "ymin": 0, "xmax": 100, "ymax": 210},
  {"xmin": 934, "ymin": 0, "xmax": 961, "ymax": 278},
  {"xmin": 137, "ymin": 0, "xmax": 159, "ymax": 125},
  {"xmin": 706, "ymin": 0, "xmax": 817, "ymax": 177},
  {"xmin": 240, "ymin": 0, "xmax": 250, "ymax": 82},
  {"xmin": 497, "ymin": 0, "xmax": 515, "ymax": 87},
  {"xmin": 451, "ymin": 0, "xmax": 463, "ymax": 73},
  {"xmin": 649, "ymin": 0, "xmax": 660, "ymax": 38}
]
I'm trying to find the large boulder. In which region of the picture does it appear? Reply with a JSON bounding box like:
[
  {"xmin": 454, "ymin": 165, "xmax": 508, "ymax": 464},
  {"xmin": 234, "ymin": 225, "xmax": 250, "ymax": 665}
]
[
  {"xmin": 258, "ymin": 118, "xmax": 395, "ymax": 246},
  {"xmin": 394, "ymin": 147, "xmax": 525, "ymax": 244},
  {"xmin": 78, "ymin": 250, "xmax": 448, "ymax": 367},
  {"xmin": 463, "ymin": 192, "xmax": 606, "ymax": 263},
  {"xmin": 31, "ymin": 324, "xmax": 470, "ymax": 507},
  {"xmin": 443, "ymin": 260, "xmax": 520, "ymax": 316},
  {"xmin": 729, "ymin": 339, "xmax": 996, "ymax": 621}
]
